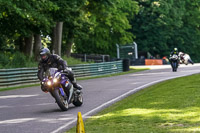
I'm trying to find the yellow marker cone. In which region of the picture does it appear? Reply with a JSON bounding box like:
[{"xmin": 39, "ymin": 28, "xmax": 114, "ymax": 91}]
[{"xmin": 76, "ymin": 112, "xmax": 85, "ymax": 133}]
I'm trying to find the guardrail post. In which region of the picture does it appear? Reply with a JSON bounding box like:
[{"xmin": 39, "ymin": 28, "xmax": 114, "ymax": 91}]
[
  {"xmin": 76, "ymin": 112, "xmax": 85, "ymax": 133},
  {"xmin": 84, "ymin": 54, "xmax": 87, "ymax": 62}
]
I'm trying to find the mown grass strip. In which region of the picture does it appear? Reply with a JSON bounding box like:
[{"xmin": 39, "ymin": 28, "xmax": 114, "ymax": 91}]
[
  {"xmin": 68, "ymin": 74, "xmax": 200, "ymax": 133},
  {"xmin": 0, "ymin": 84, "xmax": 40, "ymax": 92}
]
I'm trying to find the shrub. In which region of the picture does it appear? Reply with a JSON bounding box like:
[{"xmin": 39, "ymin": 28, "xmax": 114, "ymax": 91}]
[
  {"xmin": 0, "ymin": 53, "xmax": 10, "ymax": 67},
  {"xmin": 11, "ymin": 52, "xmax": 26, "ymax": 68}
]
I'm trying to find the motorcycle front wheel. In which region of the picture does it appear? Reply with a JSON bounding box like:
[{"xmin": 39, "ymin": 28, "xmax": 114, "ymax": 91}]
[
  {"xmin": 53, "ymin": 89, "xmax": 69, "ymax": 111},
  {"xmin": 172, "ymin": 62, "xmax": 177, "ymax": 72}
]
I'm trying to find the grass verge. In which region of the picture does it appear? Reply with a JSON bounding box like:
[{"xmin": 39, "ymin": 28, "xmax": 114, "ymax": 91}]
[
  {"xmin": 0, "ymin": 68, "xmax": 149, "ymax": 92},
  {"xmin": 0, "ymin": 84, "xmax": 40, "ymax": 92},
  {"xmin": 68, "ymin": 74, "xmax": 200, "ymax": 133}
]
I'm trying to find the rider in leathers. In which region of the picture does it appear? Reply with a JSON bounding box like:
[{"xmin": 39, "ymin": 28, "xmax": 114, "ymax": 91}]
[
  {"xmin": 37, "ymin": 48, "xmax": 82, "ymax": 92},
  {"xmin": 169, "ymin": 47, "xmax": 179, "ymax": 67}
]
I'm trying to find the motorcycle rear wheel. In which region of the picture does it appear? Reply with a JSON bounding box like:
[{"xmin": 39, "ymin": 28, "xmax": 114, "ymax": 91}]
[{"xmin": 73, "ymin": 92, "xmax": 83, "ymax": 107}]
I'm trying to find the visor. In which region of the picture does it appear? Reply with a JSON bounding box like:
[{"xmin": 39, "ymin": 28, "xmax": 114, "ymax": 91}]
[{"xmin": 41, "ymin": 54, "xmax": 48, "ymax": 60}]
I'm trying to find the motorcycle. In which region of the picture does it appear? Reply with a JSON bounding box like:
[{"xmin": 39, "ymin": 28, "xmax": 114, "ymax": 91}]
[
  {"xmin": 41, "ymin": 68, "xmax": 83, "ymax": 111},
  {"xmin": 170, "ymin": 54, "xmax": 179, "ymax": 72},
  {"xmin": 178, "ymin": 52, "xmax": 194, "ymax": 65}
]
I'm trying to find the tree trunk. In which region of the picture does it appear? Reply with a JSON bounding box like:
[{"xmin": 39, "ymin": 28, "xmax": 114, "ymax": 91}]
[
  {"xmin": 66, "ymin": 30, "xmax": 74, "ymax": 57},
  {"xmin": 33, "ymin": 34, "xmax": 42, "ymax": 61},
  {"xmin": 24, "ymin": 35, "xmax": 33, "ymax": 57},
  {"xmin": 52, "ymin": 22, "xmax": 63, "ymax": 56},
  {"xmin": 15, "ymin": 36, "xmax": 24, "ymax": 52}
]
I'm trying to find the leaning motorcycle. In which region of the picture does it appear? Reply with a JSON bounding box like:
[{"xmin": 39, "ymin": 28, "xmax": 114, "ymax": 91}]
[
  {"xmin": 41, "ymin": 68, "xmax": 83, "ymax": 111},
  {"xmin": 179, "ymin": 53, "xmax": 194, "ymax": 65},
  {"xmin": 170, "ymin": 55, "xmax": 179, "ymax": 72}
]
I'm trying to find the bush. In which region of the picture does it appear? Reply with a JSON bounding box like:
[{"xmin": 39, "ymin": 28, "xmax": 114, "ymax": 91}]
[
  {"xmin": 25, "ymin": 56, "xmax": 38, "ymax": 67},
  {"xmin": 11, "ymin": 52, "xmax": 26, "ymax": 68},
  {"xmin": 62, "ymin": 56, "xmax": 93, "ymax": 65},
  {"xmin": 0, "ymin": 52, "xmax": 38, "ymax": 69},
  {"xmin": 0, "ymin": 52, "xmax": 90, "ymax": 69},
  {"xmin": 0, "ymin": 53, "xmax": 10, "ymax": 67}
]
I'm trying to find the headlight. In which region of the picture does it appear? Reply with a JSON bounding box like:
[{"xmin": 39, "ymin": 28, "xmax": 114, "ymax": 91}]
[
  {"xmin": 47, "ymin": 81, "xmax": 51, "ymax": 86},
  {"xmin": 53, "ymin": 78, "xmax": 58, "ymax": 83}
]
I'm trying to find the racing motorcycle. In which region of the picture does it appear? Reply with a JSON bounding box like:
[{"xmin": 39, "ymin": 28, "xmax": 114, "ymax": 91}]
[
  {"xmin": 178, "ymin": 52, "xmax": 194, "ymax": 65},
  {"xmin": 41, "ymin": 68, "xmax": 83, "ymax": 111},
  {"xmin": 170, "ymin": 54, "xmax": 179, "ymax": 72}
]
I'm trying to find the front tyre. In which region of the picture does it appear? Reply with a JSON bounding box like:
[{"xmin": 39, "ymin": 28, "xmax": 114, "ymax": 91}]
[
  {"xmin": 172, "ymin": 62, "xmax": 177, "ymax": 72},
  {"xmin": 53, "ymin": 89, "xmax": 69, "ymax": 111}
]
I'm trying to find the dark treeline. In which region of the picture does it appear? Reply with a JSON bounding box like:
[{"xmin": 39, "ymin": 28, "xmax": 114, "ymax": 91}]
[{"xmin": 0, "ymin": 0, "xmax": 200, "ymax": 63}]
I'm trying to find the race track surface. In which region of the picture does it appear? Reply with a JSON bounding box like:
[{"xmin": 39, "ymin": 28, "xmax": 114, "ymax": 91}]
[{"xmin": 0, "ymin": 64, "xmax": 199, "ymax": 133}]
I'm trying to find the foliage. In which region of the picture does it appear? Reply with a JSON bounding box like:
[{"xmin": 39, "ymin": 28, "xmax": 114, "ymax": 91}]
[
  {"xmin": 74, "ymin": 0, "xmax": 139, "ymax": 57},
  {"xmin": 62, "ymin": 56, "xmax": 93, "ymax": 65},
  {"xmin": 0, "ymin": 0, "xmax": 200, "ymax": 62},
  {"xmin": 0, "ymin": 52, "xmax": 89, "ymax": 69},
  {"xmin": 0, "ymin": 52, "xmax": 10, "ymax": 68},
  {"xmin": 0, "ymin": 52, "xmax": 36, "ymax": 68},
  {"xmin": 131, "ymin": 0, "xmax": 200, "ymax": 61}
]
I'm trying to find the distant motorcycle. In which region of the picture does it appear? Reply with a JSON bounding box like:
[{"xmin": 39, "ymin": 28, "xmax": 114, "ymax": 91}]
[
  {"xmin": 41, "ymin": 68, "xmax": 83, "ymax": 111},
  {"xmin": 179, "ymin": 52, "xmax": 194, "ymax": 65},
  {"xmin": 170, "ymin": 54, "xmax": 179, "ymax": 72}
]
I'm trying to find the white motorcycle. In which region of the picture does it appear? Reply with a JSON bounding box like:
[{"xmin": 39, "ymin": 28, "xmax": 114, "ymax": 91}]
[{"xmin": 178, "ymin": 52, "xmax": 194, "ymax": 65}]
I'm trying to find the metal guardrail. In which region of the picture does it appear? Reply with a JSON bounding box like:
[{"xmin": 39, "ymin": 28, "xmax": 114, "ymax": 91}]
[
  {"xmin": 71, "ymin": 53, "xmax": 110, "ymax": 63},
  {"xmin": 0, "ymin": 61, "xmax": 123, "ymax": 88}
]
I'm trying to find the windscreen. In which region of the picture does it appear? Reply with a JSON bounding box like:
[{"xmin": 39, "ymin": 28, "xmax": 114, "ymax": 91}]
[{"xmin": 46, "ymin": 68, "xmax": 58, "ymax": 77}]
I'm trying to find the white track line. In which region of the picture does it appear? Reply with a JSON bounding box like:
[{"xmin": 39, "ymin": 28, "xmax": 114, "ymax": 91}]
[{"xmin": 51, "ymin": 72, "xmax": 199, "ymax": 133}]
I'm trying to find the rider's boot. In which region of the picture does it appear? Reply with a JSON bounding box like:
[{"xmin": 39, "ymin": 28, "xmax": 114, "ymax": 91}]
[
  {"xmin": 72, "ymin": 80, "xmax": 83, "ymax": 90},
  {"xmin": 70, "ymin": 78, "xmax": 83, "ymax": 94}
]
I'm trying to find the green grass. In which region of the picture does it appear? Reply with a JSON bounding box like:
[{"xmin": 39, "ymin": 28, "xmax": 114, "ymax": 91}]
[
  {"xmin": 63, "ymin": 56, "xmax": 94, "ymax": 65},
  {"xmin": 0, "ymin": 84, "xmax": 40, "ymax": 92},
  {"xmin": 68, "ymin": 74, "xmax": 200, "ymax": 133}
]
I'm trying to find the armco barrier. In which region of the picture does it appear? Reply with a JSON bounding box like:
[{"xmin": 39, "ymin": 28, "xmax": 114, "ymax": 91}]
[{"xmin": 0, "ymin": 60, "xmax": 123, "ymax": 88}]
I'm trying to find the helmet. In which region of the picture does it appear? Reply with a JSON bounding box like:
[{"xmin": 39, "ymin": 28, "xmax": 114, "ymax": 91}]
[
  {"xmin": 174, "ymin": 48, "xmax": 178, "ymax": 51},
  {"xmin": 40, "ymin": 48, "xmax": 50, "ymax": 62}
]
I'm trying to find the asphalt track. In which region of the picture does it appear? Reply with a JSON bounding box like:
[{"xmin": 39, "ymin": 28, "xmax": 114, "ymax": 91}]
[{"xmin": 0, "ymin": 64, "xmax": 199, "ymax": 133}]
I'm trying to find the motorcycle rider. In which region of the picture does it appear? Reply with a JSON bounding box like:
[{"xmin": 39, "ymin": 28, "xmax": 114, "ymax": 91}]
[
  {"xmin": 169, "ymin": 47, "xmax": 179, "ymax": 67},
  {"xmin": 179, "ymin": 51, "xmax": 194, "ymax": 65},
  {"xmin": 170, "ymin": 47, "xmax": 179, "ymax": 57},
  {"xmin": 179, "ymin": 52, "xmax": 185, "ymax": 63},
  {"xmin": 37, "ymin": 47, "xmax": 82, "ymax": 92}
]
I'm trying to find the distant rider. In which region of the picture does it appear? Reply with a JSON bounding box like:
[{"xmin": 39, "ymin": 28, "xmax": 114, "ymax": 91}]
[
  {"xmin": 37, "ymin": 47, "xmax": 82, "ymax": 92},
  {"xmin": 179, "ymin": 52, "xmax": 185, "ymax": 63},
  {"xmin": 179, "ymin": 51, "xmax": 194, "ymax": 65},
  {"xmin": 169, "ymin": 47, "xmax": 179, "ymax": 67},
  {"xmin": 170, "ymin": 47, "xmax": 179, "ymax": 57}
]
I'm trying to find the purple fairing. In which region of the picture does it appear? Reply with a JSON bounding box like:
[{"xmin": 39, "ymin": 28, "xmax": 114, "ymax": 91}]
[
  {"xmin": 42, "ymin": 78, "xmax": 48, "ymax": 82},
  {"xmin": 60, "ymin": 74, "xmax": 68, "ymax": 86}
]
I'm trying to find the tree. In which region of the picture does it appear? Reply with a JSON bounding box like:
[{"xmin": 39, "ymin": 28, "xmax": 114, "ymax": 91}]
[
  {"xmin": 49, "ymin": 0, "xmax": 87, "ymax": 56},
  {"xmin": 130, "ymin": 0, "xmax": 200, "ymax": 60},
  {"xmin": 0, "ymin": 0, "xmax": 57, "ymax": 56},
  {"xmin": 74, "ymin": 0, "xmax": 139, "ymax": 57}
]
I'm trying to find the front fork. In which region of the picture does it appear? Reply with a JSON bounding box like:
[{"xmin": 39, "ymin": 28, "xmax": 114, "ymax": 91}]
[
  {"xmin": 58, "ymin": 84, "xmax": 74, "ymax": 104},
  {"xmin": 60, "ymin": 79, "xmax": 74, "ymax": 103},
  {"xmin": 50, "ymin": 86, "xmax": 67, "ymax": 100}
]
